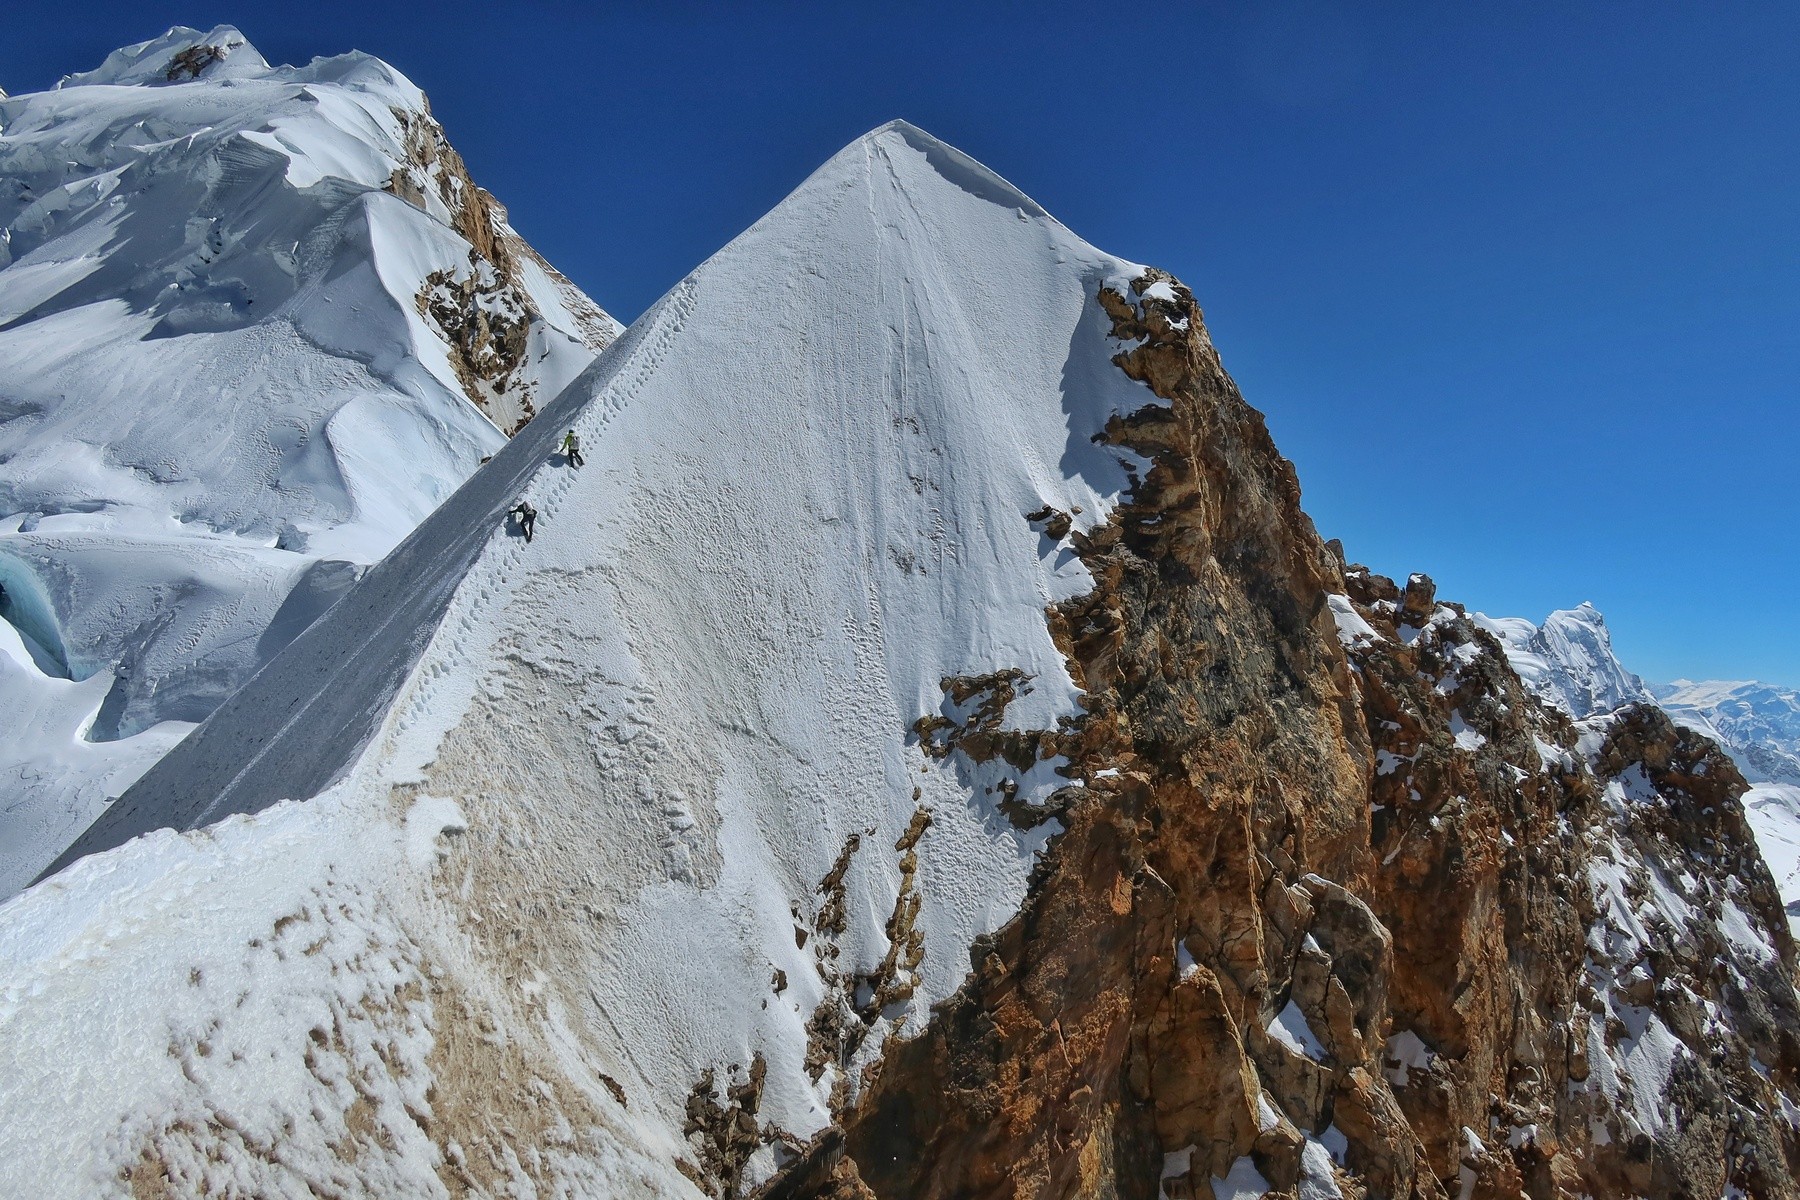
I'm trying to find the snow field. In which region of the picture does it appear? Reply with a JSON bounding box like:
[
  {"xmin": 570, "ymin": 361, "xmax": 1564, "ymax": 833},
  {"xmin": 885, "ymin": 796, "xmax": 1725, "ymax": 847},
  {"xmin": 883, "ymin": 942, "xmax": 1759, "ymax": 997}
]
[
  {"xmin": 7, "ymin": 120, "xmax": 1164, "ymax": 1192},
  {"xmin": 0, "ymin": 26, "xmax": 617, "ymax": 893}
]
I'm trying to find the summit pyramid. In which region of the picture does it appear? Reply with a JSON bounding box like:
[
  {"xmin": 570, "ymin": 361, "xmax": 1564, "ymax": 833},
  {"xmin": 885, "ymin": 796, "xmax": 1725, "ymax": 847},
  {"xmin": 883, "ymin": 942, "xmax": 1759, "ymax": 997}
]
[{"xmin": 14, "ymin": 119, "xmax": 1175, "ymax": 1195}]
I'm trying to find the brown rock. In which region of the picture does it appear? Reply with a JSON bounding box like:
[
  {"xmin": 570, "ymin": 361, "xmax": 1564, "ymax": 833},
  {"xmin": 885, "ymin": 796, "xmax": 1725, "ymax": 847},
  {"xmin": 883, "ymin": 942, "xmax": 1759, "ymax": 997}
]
[
  {"xmin": 1400, "ymin": 573, "xmax": 1437, "ymax": 626},
  {"xmin": 808, "ymin": 269, "xmax": 1800, "ymax": 1200}
]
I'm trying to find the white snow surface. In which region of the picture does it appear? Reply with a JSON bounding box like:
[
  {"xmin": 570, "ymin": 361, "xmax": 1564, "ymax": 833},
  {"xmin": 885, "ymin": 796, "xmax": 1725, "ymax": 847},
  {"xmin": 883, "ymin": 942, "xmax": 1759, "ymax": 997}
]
[
  {"xmin": 1269, "ymin": 999, "xmax": 1326, "ymax": 1062},
  {"xmin": 1298, "ymin": 1138, "xmax": 1344, "ymax": 1200},
  {"xmin": 0, "ymin": 27, "xmax": 617, "ymax": 895},
  {"xmin": 3, "ymin": 120, "xmax": 1157, "ymax": 1193},
  {"xmin": 1327, "ymin": 593, "xmax": 1381, "ymax": 649},
  {"xmin": 1382, "ymin": 1028, "xmax": 1433, "ymax": 1088},
  {"xmin": 1473, "ymin": 602, "xmax": 1653, "ymax": 719},
  {"xmin": 1212, "ymin": 1155, "xmax": 1273, "ymax": 1200},
  {"xmin": 1743, "ymin": 783, "xmax": 1800, "ymax": 935}
]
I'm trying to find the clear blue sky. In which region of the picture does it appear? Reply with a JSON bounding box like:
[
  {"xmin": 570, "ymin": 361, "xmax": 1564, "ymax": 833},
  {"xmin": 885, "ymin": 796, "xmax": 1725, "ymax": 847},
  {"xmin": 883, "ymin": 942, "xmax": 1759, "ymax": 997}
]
[{"xmin": 7, "ymin": 3, "xmax": 1797, "ymax": 686}]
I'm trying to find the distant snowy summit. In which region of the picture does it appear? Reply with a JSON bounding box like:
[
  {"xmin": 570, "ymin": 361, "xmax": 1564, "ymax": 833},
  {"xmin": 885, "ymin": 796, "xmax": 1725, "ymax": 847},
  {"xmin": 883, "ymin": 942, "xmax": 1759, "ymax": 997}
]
[
  {"xmin": 1472, "ymin": 601, "xmax": 1653, "ymax": 718},
  {"xmin": 0, "ymin": 27, "xmax": 619, "ymax": 895},
  {"xmin": 1474, "ymin": 601, "xmax": 1800, "ymax": 787}
]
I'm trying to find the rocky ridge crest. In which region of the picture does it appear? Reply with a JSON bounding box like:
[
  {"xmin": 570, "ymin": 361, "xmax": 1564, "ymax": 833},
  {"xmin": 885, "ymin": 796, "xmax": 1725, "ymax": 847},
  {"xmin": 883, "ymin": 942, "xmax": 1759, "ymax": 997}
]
[{"xmin": 805, "ymin": 273, "xmax": 1800, "ymax": 1200}]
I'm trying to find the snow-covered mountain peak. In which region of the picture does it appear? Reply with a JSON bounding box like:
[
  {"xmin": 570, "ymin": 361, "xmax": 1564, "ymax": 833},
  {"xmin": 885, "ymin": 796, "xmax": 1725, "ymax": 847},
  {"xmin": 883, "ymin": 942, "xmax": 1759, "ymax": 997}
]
[
  {"xmin": 858, "ymin": 119, "xmax": 1053, "ymax": 219},
  {"xmin": 22, "ymin": 118, "xmax": 1174, "ymax": 1191},
  {"xmin": 0, "ymin": 30, "xmax": 619, "ymax": 896},
  {"xmin": 55, "ymin": 26, "xmax": 271, "ymax": 90},
  {"xmin": 1473, "ymin": 600, "xmax": 1652, "ymax": 718},
  {"xmin": 70, "ymin": 113, "xmax": 1157, "ymax": 907}
]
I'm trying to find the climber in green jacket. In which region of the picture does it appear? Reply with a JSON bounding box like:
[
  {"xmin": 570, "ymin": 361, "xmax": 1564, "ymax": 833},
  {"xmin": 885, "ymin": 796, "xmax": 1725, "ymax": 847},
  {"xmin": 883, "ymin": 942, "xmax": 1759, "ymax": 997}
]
[{"xmin": 561, "ymin": 429, "xmax": 584, "ymax": 468}]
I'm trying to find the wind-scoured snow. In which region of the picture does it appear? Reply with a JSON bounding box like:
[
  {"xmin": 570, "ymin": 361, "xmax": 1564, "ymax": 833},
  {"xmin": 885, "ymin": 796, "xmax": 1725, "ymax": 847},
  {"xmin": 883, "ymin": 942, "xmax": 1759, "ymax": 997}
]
[
  {"xmin": 4, "ymin": 120, "xmax": 1158, "ymax": 1194},
  {"xmin": 0, "ymin": 27, "xmax": 617, "ymax": 896}
]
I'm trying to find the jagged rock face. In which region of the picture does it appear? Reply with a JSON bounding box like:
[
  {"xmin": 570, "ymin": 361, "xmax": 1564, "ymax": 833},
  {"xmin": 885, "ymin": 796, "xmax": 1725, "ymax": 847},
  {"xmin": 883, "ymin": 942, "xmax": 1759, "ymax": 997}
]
[
  {"xmin": 838, "ymin": 272, "xmax": 1404, "ymax": 1198},
  {"xmin": 1477, "ymin": 609, "xmax": 1800, "ymax": 940},
  {"xmin": 1345, "ymin": 582, "xmax": 1800, "ymax": 1200},
  {"xmin": 1578, "ymin": 705, "xmax": 1800, "ymax": 1197},
  {"xmin": 389, "ymin": 103, "xmax": 617, "ymax": 432},
  {"xmin": 829, "ymin": 276, "xmax": 1800, "ymax": 1200}
]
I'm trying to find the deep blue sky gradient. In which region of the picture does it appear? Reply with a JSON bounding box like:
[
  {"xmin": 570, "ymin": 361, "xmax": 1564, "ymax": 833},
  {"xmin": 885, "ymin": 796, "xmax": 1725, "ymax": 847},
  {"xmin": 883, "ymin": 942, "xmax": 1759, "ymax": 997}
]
[{"xmin": 7, "ymin": 3, "xmax": 1797, "ymax": 685}]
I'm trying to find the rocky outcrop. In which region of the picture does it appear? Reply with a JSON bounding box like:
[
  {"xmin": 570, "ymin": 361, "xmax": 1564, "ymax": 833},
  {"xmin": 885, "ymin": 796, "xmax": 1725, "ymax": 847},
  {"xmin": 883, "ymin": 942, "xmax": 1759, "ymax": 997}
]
[
  {"xmin": 810, "ymin": 272, "xmax": 1800, "ymax": 1200},
  {"xmin": 164, "ymin": 41, "xmax": 231, "ymax": 81},
  {"xmin": 390, "ymin": 104, "xmax": 617, "ymax": 432}
]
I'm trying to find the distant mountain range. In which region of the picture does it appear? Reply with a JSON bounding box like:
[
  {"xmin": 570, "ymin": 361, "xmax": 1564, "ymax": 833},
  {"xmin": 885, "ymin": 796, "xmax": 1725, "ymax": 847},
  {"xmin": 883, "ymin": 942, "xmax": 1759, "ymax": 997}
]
[{"xmin": 1653, "ymin": 677, "xmax": 1800, "ymax": 787}]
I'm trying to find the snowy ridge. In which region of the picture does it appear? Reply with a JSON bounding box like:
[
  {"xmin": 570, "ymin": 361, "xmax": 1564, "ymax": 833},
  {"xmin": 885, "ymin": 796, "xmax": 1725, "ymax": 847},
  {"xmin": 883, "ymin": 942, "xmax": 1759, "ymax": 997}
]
[
  {"xmin": 0, "ymin": 27, "xmax": 618, "ymax": 895},
  {"xmin": 51, "ymin": 277, "xmax": 690, "ymax": 868},
  {"xmin": 1472, "ymin": 602, "xmax": 1653, "ymax": 719},
  {"xmin": 5, "ymin": 119, "xmax": 1157, "ymax": 1194}
]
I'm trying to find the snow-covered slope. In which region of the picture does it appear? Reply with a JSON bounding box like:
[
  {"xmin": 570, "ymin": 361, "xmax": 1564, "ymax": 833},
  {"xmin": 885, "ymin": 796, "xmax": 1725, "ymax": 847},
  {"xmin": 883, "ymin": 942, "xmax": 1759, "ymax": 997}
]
[
  {"xmin": 1741, "ymin": 783, "xmax": 1800, "ymax": 934},
  {"xmin": 6, "ymin": 120, "xmax": 1157, "ymax": 1195},
  {"xmin": 0, "ymin": 27, "xmax": 619, "ymax": 896},
  {"xmin": 1471, "ymin": 601, "xmax": 1653, "ymax": 718}
]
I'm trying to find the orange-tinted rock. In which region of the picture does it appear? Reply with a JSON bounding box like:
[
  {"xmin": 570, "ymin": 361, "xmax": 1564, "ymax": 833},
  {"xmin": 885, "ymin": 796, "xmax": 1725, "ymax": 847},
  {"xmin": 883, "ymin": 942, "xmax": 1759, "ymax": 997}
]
[{"xmin": 798, "ymin": 270, "xmax": 1800, "ymax": 1200}]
